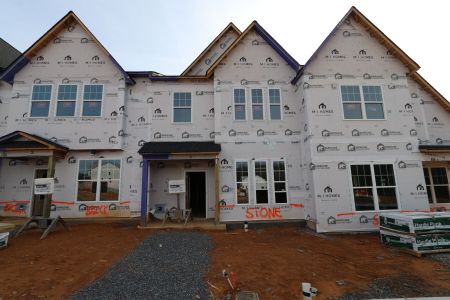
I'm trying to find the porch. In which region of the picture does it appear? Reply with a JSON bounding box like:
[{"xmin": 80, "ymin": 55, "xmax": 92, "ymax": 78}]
[{"xmin": 138, "ymin": 141, "xmax": 221, "ymax": 226}]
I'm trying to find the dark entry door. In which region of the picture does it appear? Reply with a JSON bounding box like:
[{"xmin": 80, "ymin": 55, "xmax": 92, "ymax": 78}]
[
  {"xmin": 32, "ymin": 169, "xmax": 48, "ymax": 217},
  {"xmin": 186, "ymin": 172, "xmax": 206, "ymax": 218}
]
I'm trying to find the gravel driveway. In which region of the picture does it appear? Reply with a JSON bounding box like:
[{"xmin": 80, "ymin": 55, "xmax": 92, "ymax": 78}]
[{"xmin": 72, "ymin": 231, "xmax": 212, "ymax": 300}]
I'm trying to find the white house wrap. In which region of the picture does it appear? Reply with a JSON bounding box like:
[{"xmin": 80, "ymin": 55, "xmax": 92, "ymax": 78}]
[{"xmin": 0, "ymin": 7, "xmax": 449, "ymax": 232}]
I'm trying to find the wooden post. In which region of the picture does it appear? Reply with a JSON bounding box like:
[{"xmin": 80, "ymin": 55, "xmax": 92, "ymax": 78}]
[
  {"xmin": 214, "ymin": 156, "xmax": 220, "ymax": 225},
  {"xmin": 42, "ymin": 154, "xmax": 55, "ymax": 219}
]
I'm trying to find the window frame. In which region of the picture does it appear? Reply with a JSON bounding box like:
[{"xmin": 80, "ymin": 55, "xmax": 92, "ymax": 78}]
[
  {"xmin": 172, "ymin": 91, "xmax": 193, "ymax": 124},
  {"xmin": 29, "ymin": 84, "xmax": 53, "ymax": 118},
  {"xmin": 75, "ymin": 158, "xmax": 122, "ymax": 203},
  {"xmin": 423, "ymin": 166, "xmax": 450, "ymax": 205},
  {"xmin": 81, "ymin": 84, "xmax": 104, "ymax": 117},
  {"xmin": 235, "ymin": 160, "xmax": 251, "ymax": 205},
  {"xmin": 253, "ymin": 159, "xmax": 270, "ymax": 205},
  {"xmin": 233, "ymin": 88, "xmax": 247, "ymax": 121},
  {"xmin": 340, "ymin": 84, "xmax": 387, "ymax": 121},
  {"xmin": 268, "ymin": 88, "xmax": 283, "ymax": 121},
  {"xmin": 271, "ymin": 159, "xmax": 289, "ymax": 204},
  {"xmin": 348, "ymin": 162, "xmax": 400, "ymax": 212},
  {"xmin": 251, "ymin": 88, "xmax": 265, "ymax": 121},
  {"xmin": 55, "ymin": 84, "xmax": 78, "ymax": 117}
]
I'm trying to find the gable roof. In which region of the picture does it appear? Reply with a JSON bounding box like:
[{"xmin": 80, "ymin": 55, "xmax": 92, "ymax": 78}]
[
  {"xmin": 205, "ymin": 21, "xmax": 301, "ymax": 78},
  {"xmin": 297, "ymin": 6, "xmax": 419, "ymax": 78},
  {"xmin": 0, "ymin": 131, "xmax": 69, "ymax": 158},
  {"xmin": 181, "ymin": 22, "xmax": 241, "ymax": 76},
  {"xmin": 410, "ymin": 71, "xmax": 450, "ymax": 112},
  {"xmin": 0, "ymin": 11, "xmax": 134, "ymax": 85},
  {"xmin": 0, "ymin": 38, "xmax": 21, "ymax": 72},
  {"xmin": 292, "ymin": 6, "xmax": 449, "ymax": 109}
]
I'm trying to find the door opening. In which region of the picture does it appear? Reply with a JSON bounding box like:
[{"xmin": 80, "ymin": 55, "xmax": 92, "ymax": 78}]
[
  {"xmin": 186, "ymin": 172, "xmax": 206, "ymax": 218},
  {"xmin": 32, "ymin": 169, "xmax": 48, "ymax": 217}
]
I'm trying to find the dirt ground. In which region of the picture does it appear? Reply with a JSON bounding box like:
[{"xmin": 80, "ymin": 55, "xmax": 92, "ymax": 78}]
[
  {"xmin": 1, "ymin": 222, "xmax": 450, "ymax": 300},
  {"xmin": 0, "ymin": 221, "xmax": 151, "ymax": 299},
  {"xmin": 206, "ymin": 227, "xmax": 450, "ymax": 299}
]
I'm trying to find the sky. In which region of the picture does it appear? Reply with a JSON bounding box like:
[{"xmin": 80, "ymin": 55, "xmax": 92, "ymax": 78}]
[{"xmin": 1, "ymin": 0, "xmax": 449, "ymax": 99}]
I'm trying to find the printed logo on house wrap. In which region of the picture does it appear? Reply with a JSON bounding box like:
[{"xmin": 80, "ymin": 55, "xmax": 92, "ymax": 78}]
[
  {"xmin": 311, "ymin": 103, "xmax": 333, "ymax": 116},
  {"xmin": 351, "ymin": 129, "xmax": 373, "ymax": 136},
  {"xmin": 397, "ymin": 161, "xmax": 420, "ymax": 169},
  {"xmin": 309, "ymin": 163, "xmax": 330, "ymax": 171},
  {"xmin": 317, "ymin": 186, "xmax": 340, "ymax": 201},
  {"xmin": 321, "ymin": 129, "xmax": 343, "ymax": 137},
  {"xmin": 316, "ymin": 144, "xmax": 339, "ymax": 152}
]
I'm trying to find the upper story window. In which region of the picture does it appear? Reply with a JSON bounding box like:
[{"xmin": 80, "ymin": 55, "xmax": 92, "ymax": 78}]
[
  {"xmin": 30, "ymin": 85, "xmax": 52, "ymax": 117},
  {"xmin": 251, "ymin": 89, "xmax": 264, "ymax": 120},
  {"xmin": 56, "ymin": 84, "xmax": 77, "ymax": 117},
  {"xmin": 341, "ymin": 85, "xmax": 384, "ymax": 120},
  {"xmin": 82, "ymin": 85, "xmax": 103, "ymax": 117},
  {"xmin": 234, "ymin": 89, "xmax": 246, "ymax": 120},
  {"xmin": 269, "ymin": 89, "xmax": 281, "ymax": 120},
  {"xmin": 173, "ymin": 92, "xmax": 192, "ymax": 123}
]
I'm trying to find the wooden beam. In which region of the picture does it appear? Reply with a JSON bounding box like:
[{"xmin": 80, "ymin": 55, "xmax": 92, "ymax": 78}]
[{"xmin": 42, "ymin": 154, "xmax": 55, "ymax": 219}]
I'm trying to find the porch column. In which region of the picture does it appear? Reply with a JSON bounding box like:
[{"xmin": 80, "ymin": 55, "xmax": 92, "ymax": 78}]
[
  {"xmin": 214, "ymin": 156, "xmax": 220, "ymax": 225},
  {"xmin": 42, "ymin": 154, "xmax": 55, "ymax": 219},
  {"xmin": 140, "ymin": 159, "xmax": 149, "ymax": 226}
]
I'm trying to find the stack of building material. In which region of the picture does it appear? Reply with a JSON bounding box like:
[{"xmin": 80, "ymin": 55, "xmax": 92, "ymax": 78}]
[{"xmin": 380, "ymin": 212, "xmax": 450, "ymax": 256}]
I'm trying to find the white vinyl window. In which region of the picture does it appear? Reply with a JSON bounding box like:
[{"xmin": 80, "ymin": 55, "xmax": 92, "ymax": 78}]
[
  {"xmin": 30, "ymin": 85, "xmax": 52, "ymax": 117},
  {"xmin": 269, "ymin": 89, "xmax": 281, "ymax": 120},
  {"xmin": 350, "ymin": 164, "xmax": 398, "ymax": 211},
  {"xmin": 341, "ymin": 85, "xmax": 384, "ymax": 120},
  {"xmin": 273, "ymin": 161, "xmax": 287, "ymax": 203},
  {"xmin": 235, "ymin": 161, "xmax": 249, "ymax": 204},
  {"xmin": 254, "ymin": 160, "xmax": 269, "ymax": 203},
  {"xmin": 423, "ymin": 167, "xmax": 450, "ymax": 204},
  {"xmin": 234, "ymin": 89, "xmax": 246, "ymax": 120},
  {"xmin": 56, "ymin": 84, "xmax": 77, "ymax": 117},
  {"xmin": 251, "ymin": 89, "xmax": 264, "ymax": 120},
  {"xmin": 173, "ymin": 92, "xmax": 192, "ymax": 123},
  {"xmin": 77, "ymin": 159, "xmax": 121, "ymax": 202},
  {"xmin": 82, "ymin": 85, "xmax": 103, "ymax": 116}
]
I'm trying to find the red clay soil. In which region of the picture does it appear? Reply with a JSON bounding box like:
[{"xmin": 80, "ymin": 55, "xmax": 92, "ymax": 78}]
[
  {"xmin": 1, "ymin": 223, "xmax": 450, "ymax": 300},
  {"xmin": 0, "ymin": 221, "xmax": 151, "ymax": 300},
  {"xmin": 207, "ymin": 227, "xmax": 450, "ymax": 299}
]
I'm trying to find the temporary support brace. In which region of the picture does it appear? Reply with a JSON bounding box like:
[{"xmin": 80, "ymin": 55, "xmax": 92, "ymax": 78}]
[{"xmin": 15, "ymin": 153, "xmax": 69, "ymax": 239}]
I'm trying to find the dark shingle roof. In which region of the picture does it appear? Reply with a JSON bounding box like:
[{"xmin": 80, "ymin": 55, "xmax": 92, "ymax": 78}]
[{"xmin": 138, "ymin": 141, "xmax": 221, "ymax": 154}]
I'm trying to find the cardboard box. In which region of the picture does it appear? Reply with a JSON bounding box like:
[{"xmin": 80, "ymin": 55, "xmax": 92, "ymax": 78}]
[
  {"xmin": 379, "ymin": 213, "xmax": 435, "ymax": 234},
  {"xmin": 380, "ymin": 229, "xmax": 437, "ymax": 252}
]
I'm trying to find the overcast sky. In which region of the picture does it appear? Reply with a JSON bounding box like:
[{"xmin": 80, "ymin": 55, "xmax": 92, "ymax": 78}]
[{"xmin": 1, "ymin": 0, "xmax": 449, "ymax": 99}]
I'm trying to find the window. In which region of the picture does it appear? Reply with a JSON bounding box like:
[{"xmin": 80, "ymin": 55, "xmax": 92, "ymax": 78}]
[
  {"xmin": 269, "ymin": 89, "xmax": 281, "ymax": 120},
  {"xmin": 77, "ymin": 159, "xmax": 121, "ymax": 202},
  {"xmin": 273, "ymin": 161, "xmax": 287, "ymax": 203},
  {"xmin": 30, "ymin": 85, "xmax": 52, "ymax": 117},
  {"xmin": 173, "ymin": 92, "xmax": 192, "ymax": 123},
  {"xmin": 341, "ymin": 85, "xmax": 384, "ymax": 120},
  {"xmin": 82, "ymin": 85, "xmax": 103, "ymax": 116},
  {"xmin": 56, "ymin": 85, "xmax": 77, "ymax": 116},
  {"xmin": 423, "ymin": 167, "xmax": 450, "ymax": 204},
  {"xmin": 234, "ymin": 89, "xmax": 246, "ymax": 120},
  {"xmin": 251, "ymin": 89, "xmax": 264, "ymax": 120},
  {"xmin": 254, "ymin": 161, "xmax": 268, "ymax": 203},
  {"xmin": 350, "ymin": 163, "xmax": 398, "ymax": 211},
  {"xmin": 236, "ymin": 161, "xmax": 249, "ymax": 204}
]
